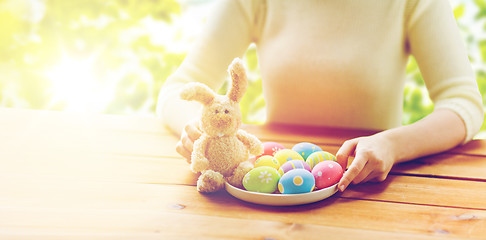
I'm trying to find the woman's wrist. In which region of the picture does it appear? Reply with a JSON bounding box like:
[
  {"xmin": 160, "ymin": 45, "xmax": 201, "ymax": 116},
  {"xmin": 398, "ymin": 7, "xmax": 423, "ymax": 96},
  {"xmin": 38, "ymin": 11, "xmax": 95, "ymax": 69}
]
[
  {"xmin": 376, "ymin": 128, "xmax": 412, "ymax": 165},
  {"xmin": 376, "ymin": 109, "xmax": 466, "ymax": 165}
]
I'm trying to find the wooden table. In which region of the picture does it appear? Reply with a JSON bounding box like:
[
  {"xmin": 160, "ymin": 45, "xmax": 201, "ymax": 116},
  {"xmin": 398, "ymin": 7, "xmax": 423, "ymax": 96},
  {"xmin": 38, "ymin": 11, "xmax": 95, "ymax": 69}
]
[{"xmin": 1, "ymin": 108, "xmax": 485, "ymax": 239}]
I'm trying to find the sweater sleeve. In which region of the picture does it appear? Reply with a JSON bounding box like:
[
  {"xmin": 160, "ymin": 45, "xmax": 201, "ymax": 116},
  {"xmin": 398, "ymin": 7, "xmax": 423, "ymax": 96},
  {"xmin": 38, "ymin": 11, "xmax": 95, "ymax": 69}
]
[
  {"xmin": 406, "ymin": 0, "xmax": 484, "ymax": 143},
  {"xmin": 156, "ymin": 0, "xmax": 263, "ymax": 134}
]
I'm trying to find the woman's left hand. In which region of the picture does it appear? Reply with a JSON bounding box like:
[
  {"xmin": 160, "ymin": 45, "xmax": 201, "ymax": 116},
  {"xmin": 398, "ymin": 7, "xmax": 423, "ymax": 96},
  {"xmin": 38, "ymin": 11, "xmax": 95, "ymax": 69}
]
[{"xmin": 336, "ymin": 133, "xmax": 397, "ymax": 192}]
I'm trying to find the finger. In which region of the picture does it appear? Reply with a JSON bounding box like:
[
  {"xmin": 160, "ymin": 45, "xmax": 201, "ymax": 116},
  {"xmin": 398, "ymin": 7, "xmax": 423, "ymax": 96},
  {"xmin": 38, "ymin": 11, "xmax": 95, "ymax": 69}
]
[
  {"xmin": 351, "ymin": 162, "xmax": 373, "ymax": 184},
  {"xmin": 336, "ymin": 138, "xmax": 359, "ymax": 171},
  {"xmin": 176, "ymin": 140, "xmax": 192, "ymax": 163},
  {"xmin": 185, "ymin": 121, "xmax": 202, "ymax": 142},
  {"xmin": 338, "ymin": 150, "xmax": 368, "ymax": 192},
  {"xmin": 176, "ymin": 121, "xmax": 201, "ymax": 163},
  {"xmin": 181, "ymin": 131, "xmax": 195, "ymax": 152}
]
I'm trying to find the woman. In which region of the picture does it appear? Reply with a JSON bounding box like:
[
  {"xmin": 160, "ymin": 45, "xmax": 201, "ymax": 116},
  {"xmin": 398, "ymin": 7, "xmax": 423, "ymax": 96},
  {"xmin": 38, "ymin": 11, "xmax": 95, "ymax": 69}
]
[{"xmin": 157, "ymin": 0, "xmax": 484, "ymax": 192}]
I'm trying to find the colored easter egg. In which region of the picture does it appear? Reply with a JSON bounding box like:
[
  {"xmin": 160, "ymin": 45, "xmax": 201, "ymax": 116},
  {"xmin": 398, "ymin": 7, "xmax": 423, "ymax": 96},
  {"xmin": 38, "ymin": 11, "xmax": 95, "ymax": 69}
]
[
  {"xmin": 291, "ymin": 142, "xmax": 323, "ymax": 160},
  {"xmin": 306, "ymin": 151, "xmax": 337, "ymax": 169},
  {"xmin": 274, "ymin": 149, "xmax": 304, "ymax": 166},
  {"xmin": 254, "ymin": 155, "xmax": 281, "ymax": 170},
  {"xmin": 277, "ymin": 169, "xmax": 315, "ymax": 194},
  {"xmin": 243, "ymin": 166, "xmax": 281, "ymax": 193},
  {"xmin": 278, "ymin": 159, "xmax": 311, "ymax": 176},
  {"xmin": 258, "ymin": 142, "xmax": 286, "ymax": 158},
  {"xmin": 312, "ymin": 161, "xmax": 343, "ymax": 189}
]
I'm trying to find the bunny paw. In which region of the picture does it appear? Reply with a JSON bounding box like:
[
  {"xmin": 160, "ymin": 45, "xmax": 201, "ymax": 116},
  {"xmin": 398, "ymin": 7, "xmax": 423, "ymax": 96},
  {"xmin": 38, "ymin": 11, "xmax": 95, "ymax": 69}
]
[
  {"xmin": 197, "ymin": 170, "xmax": 225, "ymax": 193},
  {"xmin": 227, "ymin": 161, "xmax": 253, "ymax": 188}
]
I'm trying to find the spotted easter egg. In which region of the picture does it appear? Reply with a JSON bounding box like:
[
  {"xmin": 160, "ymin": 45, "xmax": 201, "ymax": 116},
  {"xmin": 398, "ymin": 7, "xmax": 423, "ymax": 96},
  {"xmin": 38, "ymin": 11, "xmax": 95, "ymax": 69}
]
[
  {"xmin": 278, "ymin": 159, "xmax": 311, "ymax": 176},
  {"xmin": 243, "ymin": 166, "xmax": 281, "ymax": 193},
  {"xmin": 274, "ymin": 149, "xmax": 304, "ymax": 166},
  {"xmin": 306, "ymin": 151, "xmax": 337, "ymax": 169},
  {"xmin": 258, "ymin": 142, "xmax": 286, "ymax": 158},
  {"xmin": 312, "ymin": 160, "xmax": 343, "ymax": 189},
  {"xmin": 291, "ymin": 142, "xmax": 323, "ymax": 160},
  {"xmin": 278, "ymin": 169, "xmax": 315, "ymax": 194},
  {"xmin": 254, "ymin": 155, "xmax": 281, "ymax": 170}
]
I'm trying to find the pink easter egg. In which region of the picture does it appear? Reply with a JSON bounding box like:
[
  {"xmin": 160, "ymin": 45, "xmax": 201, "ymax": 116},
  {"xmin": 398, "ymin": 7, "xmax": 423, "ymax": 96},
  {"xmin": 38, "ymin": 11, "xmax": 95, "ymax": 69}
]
[
  {"xmin": 257, "ymin": 142, "xmax": 286, "ymax": 158},
  {"xmin": 312, "ymin": 160, "xmax": 343, "ymax": 189}
]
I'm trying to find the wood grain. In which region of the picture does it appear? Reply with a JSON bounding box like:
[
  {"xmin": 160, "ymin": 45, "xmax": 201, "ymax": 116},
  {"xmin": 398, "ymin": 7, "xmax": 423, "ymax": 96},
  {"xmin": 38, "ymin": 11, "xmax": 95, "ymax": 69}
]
[
  {"xmin": 342, "ymin": 175, "xmax": 486, "ymax": 210},
  {"xmin": 2, "ymin": 153, "xmax": 485, "ymax": 210},
  {"xmin": 0, "ymin": 209, "xmax": 470, "ymax": 240},
  {"xmin": 1, "ymin": 177, "xmax": 485, "ymax": 239},
  {"xmin": 2, "ymin": 108, "xmax": 486, "ymax": 239},
  {"xmin": 391, "ymin": 153, "xmax": 486, "ymax": 181},
  {"xmin": 0, "ymin": 210, "xmax": 468, "ymax": 240}
]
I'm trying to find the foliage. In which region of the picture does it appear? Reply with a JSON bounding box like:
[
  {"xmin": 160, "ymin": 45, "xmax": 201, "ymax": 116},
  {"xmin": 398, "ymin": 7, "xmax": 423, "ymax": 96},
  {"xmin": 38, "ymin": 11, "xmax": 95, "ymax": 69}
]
[
  {"xmin": 240, "ymin": 45, "xmax": 266, "ymax": 124},
  {"xmin": 1, "ymin": 0, "xmax": 486, "ymax": 137},
  {"xmin": 0, "ymin": 0, "xmax": 184, "ymax": 113}
]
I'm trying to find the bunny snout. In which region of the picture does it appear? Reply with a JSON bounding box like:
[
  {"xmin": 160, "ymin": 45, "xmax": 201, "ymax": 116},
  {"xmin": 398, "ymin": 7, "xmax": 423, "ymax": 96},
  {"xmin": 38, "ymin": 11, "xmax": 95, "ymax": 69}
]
[
  {"xmin": 211, "ymin": 109, "xmax": 234, "ymax": 128},
  {"xmin": 200, "ymin": 98, "xmax": 242, "ymax": 136}
]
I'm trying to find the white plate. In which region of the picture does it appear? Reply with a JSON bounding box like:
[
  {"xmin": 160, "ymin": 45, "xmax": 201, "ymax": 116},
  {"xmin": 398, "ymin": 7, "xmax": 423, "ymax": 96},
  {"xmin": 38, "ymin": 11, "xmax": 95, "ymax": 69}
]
[{"xmin": 225, "ymin": 182, "xmax": 339, "ymax": 206}]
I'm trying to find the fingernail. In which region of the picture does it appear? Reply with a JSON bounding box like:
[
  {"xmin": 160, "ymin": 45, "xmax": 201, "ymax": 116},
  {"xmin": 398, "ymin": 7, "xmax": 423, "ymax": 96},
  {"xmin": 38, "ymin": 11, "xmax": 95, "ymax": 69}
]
[{"xmin": 339, "ymin": 184, "xmax": 345, "ymax": 192}]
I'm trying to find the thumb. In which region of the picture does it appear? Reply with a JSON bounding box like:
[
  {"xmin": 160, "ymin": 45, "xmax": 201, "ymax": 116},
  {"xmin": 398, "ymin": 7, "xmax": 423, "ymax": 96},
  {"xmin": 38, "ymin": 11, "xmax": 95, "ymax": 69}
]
[{"xmin": 335, "ymin": 138, "xmax": 359, "ymax": 171}]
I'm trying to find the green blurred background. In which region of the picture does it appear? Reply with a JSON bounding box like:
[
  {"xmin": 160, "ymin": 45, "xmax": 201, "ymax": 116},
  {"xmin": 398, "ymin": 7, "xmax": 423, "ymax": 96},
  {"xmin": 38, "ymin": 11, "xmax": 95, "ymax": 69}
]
[{"xmin": 0, "ymin": 0, "xmax": 485, "ymax": 137}]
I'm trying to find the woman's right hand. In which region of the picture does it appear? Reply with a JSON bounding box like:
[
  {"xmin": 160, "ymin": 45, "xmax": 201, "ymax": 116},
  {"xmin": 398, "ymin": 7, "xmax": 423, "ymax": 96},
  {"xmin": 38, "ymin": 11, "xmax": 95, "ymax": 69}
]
[{"xmin": 176, "ymin": 120, "xmax": 202, "ymax": 163}]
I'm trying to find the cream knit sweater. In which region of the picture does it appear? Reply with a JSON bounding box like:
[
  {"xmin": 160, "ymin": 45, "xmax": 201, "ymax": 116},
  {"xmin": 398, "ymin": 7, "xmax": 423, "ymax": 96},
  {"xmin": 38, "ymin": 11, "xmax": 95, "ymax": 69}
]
[{"xmin": 157, "ymin": 0, "xmax": 484, "ymax": 142}]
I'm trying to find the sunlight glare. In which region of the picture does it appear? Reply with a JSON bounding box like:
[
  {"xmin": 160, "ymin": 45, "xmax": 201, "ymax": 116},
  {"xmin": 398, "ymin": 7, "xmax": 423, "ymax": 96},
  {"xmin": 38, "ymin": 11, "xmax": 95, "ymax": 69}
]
[{"xmin": 46, "ymin": 56, "xmax": 112, "ymax": 112}]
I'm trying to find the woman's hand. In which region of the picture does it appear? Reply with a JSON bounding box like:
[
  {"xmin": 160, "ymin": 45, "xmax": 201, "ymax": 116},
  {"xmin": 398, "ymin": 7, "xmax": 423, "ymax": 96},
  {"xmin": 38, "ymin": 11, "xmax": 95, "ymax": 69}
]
[
  {"xmin": 176, "ymin": 120, "xmax": 202, "ymax": 163},
  {"xmin": 335, "ymin": 109, "xmax": 467, "ymax": 192},
  {"xmin": 336, "ymin": 133, "xmax": 397, "ymax": 192}
]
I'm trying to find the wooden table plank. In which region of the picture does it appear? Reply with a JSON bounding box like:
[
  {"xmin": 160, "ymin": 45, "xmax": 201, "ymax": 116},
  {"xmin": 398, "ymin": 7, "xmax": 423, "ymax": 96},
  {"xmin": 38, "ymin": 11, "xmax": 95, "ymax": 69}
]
[
  {"xmin": 1, "ymin": 147, "xmax": 485, "ymax": 211},
  {"xmin": 2, "ymin": 157, "xmax": 485, "ymax": 211},
  {"xmin": 448, "ymin": 140, "xmax": 486, "ymax": 156},
  {"xmin": 1, "ymin": 126, "xmax": 178, "ymax": 158},
  {"xmin": 0, "ymin": 154, "xmax": 195, "ymax": 185},
  {"xmin": 1, "ymin": 175, "xmax": 485, "ymax": 239},
  {"xmin": 0, "ymin": 209, "xmax": 468, "ymax": 240},
  {"xmin": 342, "ymin": 175, "xmax": 486, "ymax": 210},
  {"xmin": 392, "ymin": 153, "xmax": 486, "ymax": 181},
  {"xmin": 0, "ymin": 108, "xmax": 170, "ymax": 135}
]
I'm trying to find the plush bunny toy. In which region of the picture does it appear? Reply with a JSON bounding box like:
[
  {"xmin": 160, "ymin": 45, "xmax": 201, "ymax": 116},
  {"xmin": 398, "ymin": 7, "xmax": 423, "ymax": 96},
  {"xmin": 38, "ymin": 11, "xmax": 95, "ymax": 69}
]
[{"xmin": 180, "ymin": 58, "xmax": 263, "ymax": 193}]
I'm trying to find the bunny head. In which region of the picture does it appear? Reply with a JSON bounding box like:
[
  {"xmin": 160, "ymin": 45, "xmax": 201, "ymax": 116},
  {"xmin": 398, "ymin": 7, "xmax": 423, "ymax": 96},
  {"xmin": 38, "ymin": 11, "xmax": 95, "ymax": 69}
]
[{"xmin": 180, "ymin": 58, "xmax": 248, "ymax": 137}]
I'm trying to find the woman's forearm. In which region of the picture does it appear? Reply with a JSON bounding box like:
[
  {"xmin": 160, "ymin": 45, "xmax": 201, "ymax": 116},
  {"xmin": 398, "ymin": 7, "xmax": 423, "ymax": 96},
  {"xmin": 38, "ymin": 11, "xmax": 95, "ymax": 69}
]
[{"xmin": 382, "ymin": 108, "xmax": 466, "ymax": 164}]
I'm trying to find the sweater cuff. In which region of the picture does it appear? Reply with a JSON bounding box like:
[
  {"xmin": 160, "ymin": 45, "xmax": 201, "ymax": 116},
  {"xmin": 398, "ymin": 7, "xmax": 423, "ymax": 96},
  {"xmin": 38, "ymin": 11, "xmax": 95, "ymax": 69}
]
[{"xmin": 435, "ymin": 98, "xmax": 484, "ymax": 144}]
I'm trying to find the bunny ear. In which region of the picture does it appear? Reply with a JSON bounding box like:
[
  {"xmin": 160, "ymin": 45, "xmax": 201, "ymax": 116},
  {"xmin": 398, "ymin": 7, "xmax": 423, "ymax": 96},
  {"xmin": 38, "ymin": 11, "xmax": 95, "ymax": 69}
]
[
  {"xmin": 180, "ymin": 82, "xmax": 216, "ymax": 105},
  {"xmin": 227, "ymin": 58, "xmax": 248, "ymax": 103}
]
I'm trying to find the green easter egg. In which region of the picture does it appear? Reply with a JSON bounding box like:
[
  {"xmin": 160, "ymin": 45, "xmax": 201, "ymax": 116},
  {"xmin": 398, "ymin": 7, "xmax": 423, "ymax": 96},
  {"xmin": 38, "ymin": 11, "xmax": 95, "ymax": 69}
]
[
  {"xmin": 254, "ymin": 155, "xmax": 281, "ymax": 170},
  {"xmin": 242, "ymin": 166, "xmax": 281, "ymax": 193}
]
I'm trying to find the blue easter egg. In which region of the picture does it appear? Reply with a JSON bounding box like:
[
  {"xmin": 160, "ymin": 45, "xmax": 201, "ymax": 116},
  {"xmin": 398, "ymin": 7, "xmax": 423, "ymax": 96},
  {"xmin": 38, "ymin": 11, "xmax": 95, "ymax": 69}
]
[
  {"xmin": 277, "ymin": 169, "xmax": 315, "ymax": 194},
  {"xmin": 291, "ymin": 142, "xmax": 323, "ymax": 160}
]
